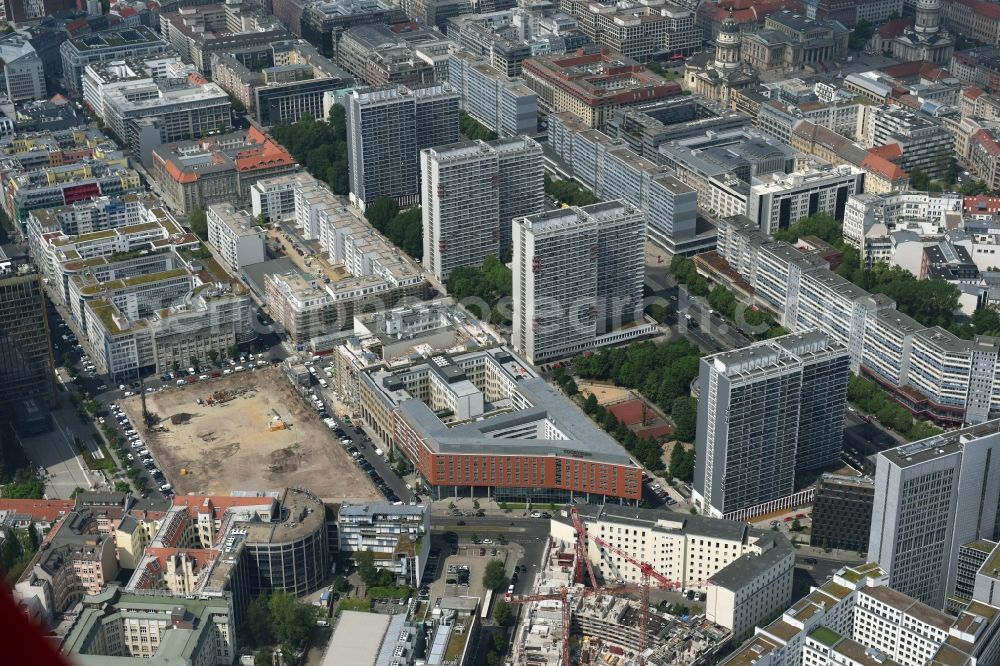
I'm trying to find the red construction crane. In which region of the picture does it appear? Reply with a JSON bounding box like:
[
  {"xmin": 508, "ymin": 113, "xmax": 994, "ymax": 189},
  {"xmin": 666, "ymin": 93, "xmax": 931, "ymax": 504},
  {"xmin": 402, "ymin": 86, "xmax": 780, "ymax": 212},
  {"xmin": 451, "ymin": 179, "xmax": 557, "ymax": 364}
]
[
  {"xmin": 592, "ymin": 535, "xmax": 713, "ymax": 666},
  {"xmin": 570, "ymin": 506, "xmax": 597, "ymax": 589}
]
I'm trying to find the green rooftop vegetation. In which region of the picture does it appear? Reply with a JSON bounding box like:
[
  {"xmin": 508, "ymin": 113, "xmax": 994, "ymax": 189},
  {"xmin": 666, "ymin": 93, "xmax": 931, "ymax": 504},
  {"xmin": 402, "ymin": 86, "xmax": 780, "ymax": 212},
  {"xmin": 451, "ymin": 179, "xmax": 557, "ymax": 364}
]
[{"xmin": 810, "ymin": 626, "xmax": 841, "ymax": 648}]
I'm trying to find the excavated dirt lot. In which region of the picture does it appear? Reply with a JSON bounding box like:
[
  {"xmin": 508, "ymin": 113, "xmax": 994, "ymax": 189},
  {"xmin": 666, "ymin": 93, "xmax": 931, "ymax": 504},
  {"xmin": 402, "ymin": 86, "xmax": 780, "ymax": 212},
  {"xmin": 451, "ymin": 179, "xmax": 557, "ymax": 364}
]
[{"xmin": 121, "ymin": 367, "xmax": 380, "ymax": 501}]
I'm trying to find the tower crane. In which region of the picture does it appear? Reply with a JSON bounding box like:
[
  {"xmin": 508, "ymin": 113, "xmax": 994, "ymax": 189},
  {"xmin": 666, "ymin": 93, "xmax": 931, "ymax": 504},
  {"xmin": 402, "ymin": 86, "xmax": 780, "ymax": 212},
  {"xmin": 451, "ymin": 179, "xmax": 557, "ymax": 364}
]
[
  {"xmin": 504, "ymin": 587, "xmax": 575, "ymax": 666},
  {"xmin": 591, "ymin": 534, "xmax": 713, "ymax": 666}
]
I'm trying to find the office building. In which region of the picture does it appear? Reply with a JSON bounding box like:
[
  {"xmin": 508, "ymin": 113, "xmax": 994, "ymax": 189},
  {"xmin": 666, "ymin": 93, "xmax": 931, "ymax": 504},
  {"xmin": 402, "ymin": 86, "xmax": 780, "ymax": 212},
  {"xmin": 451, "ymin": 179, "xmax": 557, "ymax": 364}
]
[
  {"xmin": 862, "ymin": 106, "xmax": 955, "ymax": 181},
  {"xmin": 337, "ymin": 502, "xmax": 429, "ymax": 587},
  {"xmin": 809, "ymin": 473, "xmax": 875, "ymax": 552},
  {"xmin": 0, "ymin": 33, "xmax": 45, "ymax": 103},
  {"xmin": 81, "ymin": 55, "xmax": 196, "ymax": 124},
  {"xmin": 522, "ymin": 48, "xmax": 681, "ymax": 129},
  {"xmin": 60, "ymin": 26, "xmax": 169, "ymax": 95},
  {"xmin": 446, "ymin": 51, "xmax": 539, "ymax": 137},
  {"xmin": 345, "ymin": 83, "xmax": 460, "ymax": 210},
  {"xmin": 158, "ymin": 3, "xmax": 289, "ymax": 74},
  {"xmin": 206, "ymin": 203, "xmax": 266, "ymax": 273},
  {"xmin": 337, "ymin": 23, "xmax": 450, "ymax": 88},
  {"xmin": 693, "ymin": 330, "xmax": 850, "ymax": 518},
  {"xmin": 657, "ymin": 125, "xmax": 800, "ymax": 221},
  {"xmin": 60, "ymin": 588, "xmax": 236, "ymax": 666},
  {"xmin": 448, "ymin": 8, "xmax": 594, "ymax": 78},
  {"xmin": 552, "ymin": 504, "xmax": 794, "ymax": 639},
  {"xmin": 721, "ymin": 562, "xmax": 1000, "ymax": 666},
  {"xmin": 300, "ymin": 0, "xmax": 408, "ymax": 59},
  {"xmin": 561, "ymin": 0, "xmax": 701, "ymax": 63},
  {"xmin": 512, "ymin": 202, "xmax": 651, "ymax": 365},
  {"xmin": 545, "ymin": 112, "xmax": 703, "ymax": 254},
  {"xmin": 151, "ymin": 128, "xmax": 297, "ymax": 216},
  {"xmin": 868, "ymin": 421, "xmax": 1000, "ymax": 608},
  {"xmin": 210, "ymin": 40, "xmax": 353, "ymax": 126},
  {"xmin": 355, "ymin": 346, "xmax": 642, "ymax": 503},
  {"xmin": 0, "ymin": 267, "xmax": 56, "ymax": 414},
  {"xmin": 421, "ymin": 136, "xmax": 543, "ymax": 281},
  {"xmin": 950, "ymin": 540, "xmax": 997, "ymax": 613},
  {"xmin": 101, "ymin": 78, "xmax": 232, "ymax": 167},
  {"xmin": 746, "ymin": 165, "xmax": 866, "ymax": 236}
]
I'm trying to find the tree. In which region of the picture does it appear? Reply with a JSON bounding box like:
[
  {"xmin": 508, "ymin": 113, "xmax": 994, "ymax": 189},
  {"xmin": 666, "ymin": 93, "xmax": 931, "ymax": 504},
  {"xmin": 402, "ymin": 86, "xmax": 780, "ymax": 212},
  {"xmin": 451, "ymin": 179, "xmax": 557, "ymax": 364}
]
[
  {"xmin": 332, "ymin": 576, "xmax": 351, "ymax": 594},
  {"xmin": 909, "ymin": 167, "xmax": 930, "ymax": 191},
  {"xmin": 114, "ymin": 481, "xmax": 131, "ymax": 493},
  {"xmin": 494, "ymin": 598, "xmax": 513, "ymax": 626},
  {"xmin": 172, "ymin": 361, "xmax": 180, "ymax": 373},
  {"xmin": 671, "ymin": 396, "xmax": 698, "ymax": 443},
  {"xmin": 228, "ymin": 345, "xmax": 240, "ymax": 360},
  {"xmin": 188, "ymin": 207, "xmax": 208, "ymax": 240},
  {"xmin": 772, "ymin": 213, "xmax": 841, "ymax": 245},
  {"xmin": 669, "ymin": 442, "xmax": 695, "ymax": 482},
  {"xmin": 473, "ymin": 499, "xmax": 480, "ymax": 510},
  {"xmin": 356, "ymin": 550, "xmax": 379, "ymax": 587},
  {"xmin": 583, "ymin": 393, "xmax": 599, "ymax": 414},
  {"xmin": 483, "ymin": 559, "xmax": 506, "ymax": 590},
  {"xmin": 562, "ymin": 378, "xmax": 578, "ymax": 396},
  {"xmin": 268, "ymin": 591, "xmax": 315, "ymax": 647},
  {"xmin": 207, "ymin": 350, "xmax": 219, "ymax": 366},
  {"xmin": 242, "ymin": 593, "xmax": 273, "ymax": 648},
  {"xmin": 2, "ymin": 477, "xmax": 44, "ymax": 499},
  {"xmin": 365, "ymin": 197, "xmax": 399, "ymax": 232},
  {"xmin": 790, "ymin": 519, "xmax": 802, "ymax": 532},
  {"xmin": 487, "ymin": 652, "xmax": 501, "ymax": 666}
]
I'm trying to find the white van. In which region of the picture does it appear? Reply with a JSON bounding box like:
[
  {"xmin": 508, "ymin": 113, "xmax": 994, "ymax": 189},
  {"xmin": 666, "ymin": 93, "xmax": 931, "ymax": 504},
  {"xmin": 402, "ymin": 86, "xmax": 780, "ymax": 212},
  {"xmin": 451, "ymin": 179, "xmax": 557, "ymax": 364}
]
[
  {"xmin": 234, "ymin": 365, "xmax": 244, "ymax": 372},
  {"xmin": 318, "ymin": 378, "xmax": 328, "ymax": 388},
  {"xmin": 375, "ymin": 447, "xmax": 384, "ymax": 456}
]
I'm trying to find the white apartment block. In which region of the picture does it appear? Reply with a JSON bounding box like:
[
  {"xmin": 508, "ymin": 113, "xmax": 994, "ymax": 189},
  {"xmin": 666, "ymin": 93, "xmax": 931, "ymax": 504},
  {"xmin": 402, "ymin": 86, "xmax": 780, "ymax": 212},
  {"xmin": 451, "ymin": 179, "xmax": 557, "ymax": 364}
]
[
  {"xmin": 723, "ymin": 562, "xmax": 1000, "ymax": 666},
  {"xmin": 551, "ymin": 505, "xmax": 794, "ymax": 639},
  {"xmin": 746, "ymin": 166, "xmax": 865, "ymax": 236},
  {"xmin": 257, "ymin": 173, "xmax": 425, "ymax": 345},
  {"xmin": 714, "ymin": 217, "xmax": 1000, "ymax": 425},
  {"xmin": 421, "ymin": 136, "xmax": 543, "ymax": 282},
  {"xmin": 206, "ymin": 203, "xmax": 266, "ymax": 272},
  {"xmin": 546, "ymin": 111, "xmax": 702, "ymax": 254},
  {"xmin": 337, "ymin": 502, "xmax": 430, "ymax": 587},
  {"xmin": 512, "ymin": 201, "xmax": 650, "ymax": 365}
]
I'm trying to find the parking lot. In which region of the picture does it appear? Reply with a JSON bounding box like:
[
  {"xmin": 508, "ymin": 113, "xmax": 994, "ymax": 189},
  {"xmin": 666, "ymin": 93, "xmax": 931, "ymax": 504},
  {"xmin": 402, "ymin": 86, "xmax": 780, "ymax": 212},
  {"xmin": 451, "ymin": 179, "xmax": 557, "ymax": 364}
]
[{"xmin": 422, "ymin": 542, "xmax": 516, "ymax": 612}]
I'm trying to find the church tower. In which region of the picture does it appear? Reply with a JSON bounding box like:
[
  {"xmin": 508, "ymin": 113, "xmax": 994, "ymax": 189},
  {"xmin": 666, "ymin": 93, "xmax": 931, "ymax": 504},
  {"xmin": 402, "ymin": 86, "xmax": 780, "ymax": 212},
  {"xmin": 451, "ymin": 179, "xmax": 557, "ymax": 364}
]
[
  {"xmin": 714, "ymin": 11, "xmax": 742, "ymax": 71},
  {"xmin": 914, "ymin": 0, "xmax": 943, "ymax": 36}
]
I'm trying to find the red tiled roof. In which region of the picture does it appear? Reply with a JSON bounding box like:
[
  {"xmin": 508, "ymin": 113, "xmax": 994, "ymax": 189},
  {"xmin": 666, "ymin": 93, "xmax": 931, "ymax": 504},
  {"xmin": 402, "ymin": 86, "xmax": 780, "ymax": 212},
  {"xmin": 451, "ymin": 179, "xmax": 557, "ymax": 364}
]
[
  {"xmin": 0, "ymin": 499, "xmax": 76, "ymax": 523},
  {"xmin": 862, "ymin": 152, "xmax": 908, "ymax": 182},
  {"xmin": 171, "ymin": 494, "xmax": 274, "ymax": 519},
  {"xmin": 964, "ymin": 194, "xmax": 1000, "ymax": 213},
  {"xmin": 876, "ymin": 17, "xmax": 912, "ymax": 38},
  {"xmin": 869, "ymin": 143, "xmax": 904, "ymax": 160},
  {"xmin": 119, "ymin": 7, "xmax": 137, "ymax": 16},
  {"xmin": 974, "ymin": 129, "xmax": 1000, "ymax": 157},
  {"xmin": 965, "ymin": 87, "xmax": 985, "ymax": 100}
]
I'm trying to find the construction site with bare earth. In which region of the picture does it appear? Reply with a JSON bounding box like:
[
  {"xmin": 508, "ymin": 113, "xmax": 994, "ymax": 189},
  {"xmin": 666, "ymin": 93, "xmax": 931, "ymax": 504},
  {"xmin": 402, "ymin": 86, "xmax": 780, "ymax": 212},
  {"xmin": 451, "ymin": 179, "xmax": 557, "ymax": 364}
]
[{"xmin": 120, "ymin": 367, "xmax": 381, "ymax": 501}]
